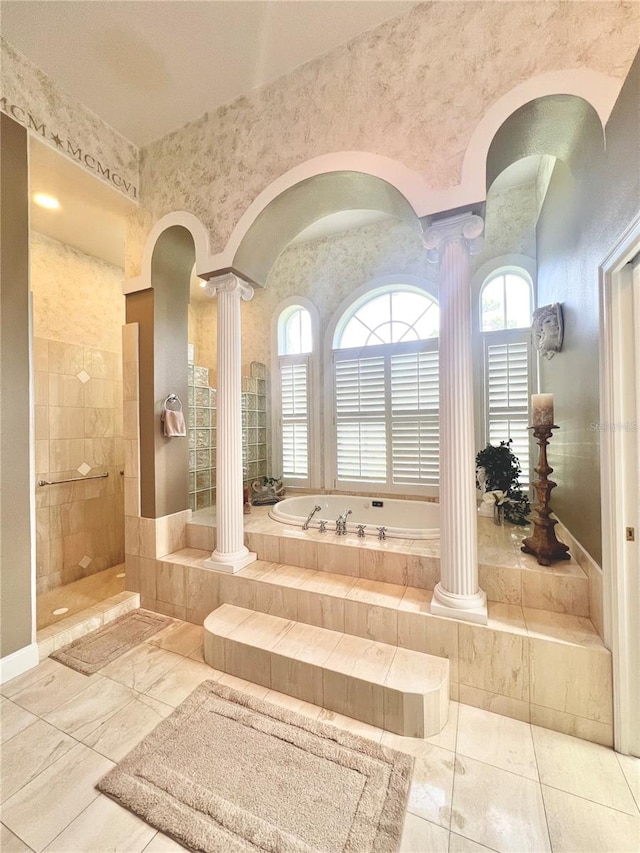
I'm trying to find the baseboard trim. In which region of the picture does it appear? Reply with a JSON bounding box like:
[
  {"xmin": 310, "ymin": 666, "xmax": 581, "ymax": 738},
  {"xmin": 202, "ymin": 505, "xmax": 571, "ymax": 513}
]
[{"xmin": 0, "ymin": 642, "xmax": 39, "ymax": 685}]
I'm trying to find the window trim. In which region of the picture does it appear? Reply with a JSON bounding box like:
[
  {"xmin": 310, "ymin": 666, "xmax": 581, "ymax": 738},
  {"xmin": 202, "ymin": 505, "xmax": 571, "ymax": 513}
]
[
  {"xmin": 271, "ymin": 296, "xmax": 321, "ymax": 489},
  {"xmin": 324, "ymin": 275, "xmax": 440, "ymax": 497},
  {"xmin": 472, "ymin": 257, "xmax": 538, "ymax": 488}
]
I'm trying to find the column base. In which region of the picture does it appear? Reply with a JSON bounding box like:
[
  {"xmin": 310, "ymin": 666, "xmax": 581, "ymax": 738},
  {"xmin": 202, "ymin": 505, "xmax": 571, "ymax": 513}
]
[
  {"xmin": 202, "ymin": 547, "xmax": 257, "ymax": 574},
  {"xmin": 430, "ymin": 582, "xmax": 488, "ymax": 624}
]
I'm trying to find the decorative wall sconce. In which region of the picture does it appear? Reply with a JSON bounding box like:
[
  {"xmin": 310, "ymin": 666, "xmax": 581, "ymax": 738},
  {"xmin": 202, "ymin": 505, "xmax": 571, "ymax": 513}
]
[{"xmin": 533, "ymin": 303, "xmax": 564, "ymax": 360}]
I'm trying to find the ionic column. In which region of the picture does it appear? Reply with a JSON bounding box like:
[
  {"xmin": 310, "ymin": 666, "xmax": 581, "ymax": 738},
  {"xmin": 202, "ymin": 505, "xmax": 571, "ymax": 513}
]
[
  {"xmin": 202, "ymin": 273, "xmax": 256, "ymax": 573},
  {"xmin": 423, "ymin": 213, "xmax": 487, "ymax": 624}
]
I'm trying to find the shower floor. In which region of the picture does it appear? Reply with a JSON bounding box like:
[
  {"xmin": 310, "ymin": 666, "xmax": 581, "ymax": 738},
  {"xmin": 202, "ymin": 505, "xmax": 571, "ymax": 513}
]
[{"xmin": 37, "ymin": 563, "xmax": 126, "ymax": 630}]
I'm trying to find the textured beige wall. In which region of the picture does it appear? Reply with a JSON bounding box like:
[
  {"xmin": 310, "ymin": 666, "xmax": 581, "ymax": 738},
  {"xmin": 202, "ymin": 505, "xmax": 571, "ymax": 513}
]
[
  {"xmin": 1, "ymin": 38, "xmax": 139, "ymax": 198},
  {"xmin": 127, "ymin": 1, "xmax": 639, "ymax": 275},
  {"xmin": 536, "ymin": 51, "xmax": 640, "ymax": 568},
  {"xmin": 31, "ymin": 231, "xmax": 125, "ymax": 352}
]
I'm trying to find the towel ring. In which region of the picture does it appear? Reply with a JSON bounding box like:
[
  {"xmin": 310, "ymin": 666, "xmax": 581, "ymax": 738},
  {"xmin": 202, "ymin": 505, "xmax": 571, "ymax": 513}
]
[{"xmin": 163, "ymin": 393, "xmax": 183, "ymax": 411}]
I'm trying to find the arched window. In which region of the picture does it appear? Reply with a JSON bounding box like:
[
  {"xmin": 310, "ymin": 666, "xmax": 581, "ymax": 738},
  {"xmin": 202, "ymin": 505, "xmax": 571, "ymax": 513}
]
[
  {"xmin": 479, "ymin": 269, "xmax": 534, "ymax": 482},
  {"xmin": 279, "ymin": 305, "xmax": 312, "ymax": 355},
  {"xmin": 331, "ymin": 284, "xmax": 439, "ymax": 492},
  {"xmin": 274, "ymin": 302, "xmax": 317, "ymax": 486},
  {"xmin": 481, "ymin": 271, "xmax": 532, "ymax": 331}
]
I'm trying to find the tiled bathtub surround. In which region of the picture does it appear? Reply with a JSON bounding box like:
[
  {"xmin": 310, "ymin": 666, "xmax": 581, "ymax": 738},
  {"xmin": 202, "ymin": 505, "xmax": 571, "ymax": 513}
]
[
  {"xmin": 125, "ymin": 508, "xmax": 613, "ymax": 747},
  {"xmin": 35, "ymin": 336, "xmax": 124, "ymax": 594},
  {"xmin": 187, "ymin": 360, "xmax": 269, "ymax": 511}
]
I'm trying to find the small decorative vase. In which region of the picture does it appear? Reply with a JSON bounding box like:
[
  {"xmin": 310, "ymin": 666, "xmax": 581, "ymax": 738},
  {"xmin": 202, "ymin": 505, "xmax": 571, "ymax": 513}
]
[{"xmin": 493, "ymin": 504, "xmax": 504, "ymax": 526}]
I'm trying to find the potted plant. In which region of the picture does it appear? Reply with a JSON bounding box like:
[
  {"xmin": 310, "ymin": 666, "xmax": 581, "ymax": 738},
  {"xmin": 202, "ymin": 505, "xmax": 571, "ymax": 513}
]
[
  {"xmin": 251, "ymin": 475, "xmax": 285, "ymax": 506},
  {"xmin": 475, "ymin": 440, "xmax": 531, "ymax": 525}
]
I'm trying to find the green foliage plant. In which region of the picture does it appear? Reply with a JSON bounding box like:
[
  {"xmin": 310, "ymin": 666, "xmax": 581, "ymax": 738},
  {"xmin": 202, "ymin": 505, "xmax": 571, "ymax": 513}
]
[{"xmin": 475, "ymin": 439, "xmax": 531, "ymax": 525}]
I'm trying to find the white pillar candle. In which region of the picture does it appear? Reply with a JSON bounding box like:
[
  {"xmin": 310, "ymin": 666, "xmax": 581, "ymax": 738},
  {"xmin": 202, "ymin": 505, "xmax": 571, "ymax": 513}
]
[{"xmin": 532, "ymin": 393, "xmax": 554, "ymax": 426}]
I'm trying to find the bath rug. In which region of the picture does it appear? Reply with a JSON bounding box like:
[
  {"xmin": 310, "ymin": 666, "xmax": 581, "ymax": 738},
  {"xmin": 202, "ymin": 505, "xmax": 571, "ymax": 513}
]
[
  {"xmin": 51, "ymin": 609, "xmax": 173, "ymax": 675},
  {"xmin": 98, "ymin": 680, "xmax": 414, "ymax": 853}
]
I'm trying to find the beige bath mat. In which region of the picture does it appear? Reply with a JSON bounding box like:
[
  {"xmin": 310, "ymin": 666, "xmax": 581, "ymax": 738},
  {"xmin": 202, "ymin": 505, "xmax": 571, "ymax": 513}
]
[
  {"xmin": 98, "ymin": 681, "xmax": 413, "ymax": 852},
  {"xmin": 51, "ymin": 609, "xmax": 173, "ymax": 675}
]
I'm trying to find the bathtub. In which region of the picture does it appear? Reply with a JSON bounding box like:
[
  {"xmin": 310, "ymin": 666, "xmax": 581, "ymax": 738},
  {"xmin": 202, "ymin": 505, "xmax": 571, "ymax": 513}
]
[{"xmin": 269, "ymin": 495, "xmax": 440, "ymax": 540}]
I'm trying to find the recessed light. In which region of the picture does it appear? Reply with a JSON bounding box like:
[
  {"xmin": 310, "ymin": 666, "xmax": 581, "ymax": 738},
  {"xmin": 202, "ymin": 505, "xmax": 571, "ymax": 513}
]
[{"xmin": 33, "ymin": 193, "xmax": 60, "ymax": 210}]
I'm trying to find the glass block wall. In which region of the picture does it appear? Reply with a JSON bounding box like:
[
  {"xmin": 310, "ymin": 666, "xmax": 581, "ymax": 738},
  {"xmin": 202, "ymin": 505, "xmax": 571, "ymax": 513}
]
[{"xmin": 188, "ymin": 360, "xmax": 268, "ymax": 511}]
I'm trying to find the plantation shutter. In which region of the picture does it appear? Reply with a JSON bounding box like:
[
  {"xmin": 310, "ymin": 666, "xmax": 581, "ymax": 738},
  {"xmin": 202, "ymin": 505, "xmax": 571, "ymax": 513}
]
[
  {"xmin": 335, "ymin": 356, "xmax": 386, "ymax": 482},
  {"xmin": 485, "ymin": 339, "xmax": 530, "ymax": 482},
  {"xmin": 390, "ymin": 350, "xmax": 439, "ymax": 485},
  {"xmin": 280, "ymin": 358, "xmax": 309, "ymax": 480}
]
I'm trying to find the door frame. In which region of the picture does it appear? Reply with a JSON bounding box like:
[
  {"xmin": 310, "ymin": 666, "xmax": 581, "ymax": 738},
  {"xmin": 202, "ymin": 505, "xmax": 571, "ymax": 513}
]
[{"xmin": 599, "ymin": 211, "xmax": 640, "ymax": 755}]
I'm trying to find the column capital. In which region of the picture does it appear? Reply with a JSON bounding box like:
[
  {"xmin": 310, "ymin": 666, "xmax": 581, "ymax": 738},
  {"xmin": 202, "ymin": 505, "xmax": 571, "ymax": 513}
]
[
  {"xmin": 422, "ymin": 212, "xmax": 484, "ymax": 264},
  {"xmin": 202, "ymin": 272, "xmax": 254, "ymax": 302}
]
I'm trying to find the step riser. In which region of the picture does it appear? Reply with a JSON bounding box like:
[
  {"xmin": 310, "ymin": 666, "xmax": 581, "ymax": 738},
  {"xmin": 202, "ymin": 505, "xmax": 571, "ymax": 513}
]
[
  {"xmin": 204, "ymin": 609, "xmax": 449, "ymax": 739},
  {"xmin": 186, "ymin": 522, "xmax": 589, "ymax": 616}
]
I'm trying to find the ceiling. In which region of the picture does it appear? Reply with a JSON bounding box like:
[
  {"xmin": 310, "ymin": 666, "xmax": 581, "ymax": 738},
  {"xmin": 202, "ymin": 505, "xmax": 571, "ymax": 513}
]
[
  {"xmin": 29, "ymin": 137, "xmax": 134, "ymax": 268},
  {"xmin": 3, "ymin": 1, "xmax": 416, "ymax": 147}
]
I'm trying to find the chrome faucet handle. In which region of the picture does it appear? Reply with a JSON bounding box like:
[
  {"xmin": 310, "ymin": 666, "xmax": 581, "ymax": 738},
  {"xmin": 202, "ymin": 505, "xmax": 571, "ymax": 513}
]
[
  {"xmin": 377, "ymin": 526, "xmax": 387, "ymax": 540},
  {"xmin": 318, "ymin": 520, "xmax": 327, "ymax": 533},
  {"xmin": 356, "ymin": 524, "xmax": 366, "ymax": 538}
]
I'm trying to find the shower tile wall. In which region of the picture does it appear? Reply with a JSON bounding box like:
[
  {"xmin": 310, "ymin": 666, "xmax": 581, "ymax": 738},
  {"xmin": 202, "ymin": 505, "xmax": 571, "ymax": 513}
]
[
  {"xmin": 34, "ymin": 337, "xmax": 125, "ymax": 594},
  {"xmin": 188, "ymin": 361, "xmax": 268, "ymax": 511}
]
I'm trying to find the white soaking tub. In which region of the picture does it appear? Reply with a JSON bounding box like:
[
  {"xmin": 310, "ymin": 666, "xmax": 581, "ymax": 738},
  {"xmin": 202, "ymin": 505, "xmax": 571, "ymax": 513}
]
[{"xmin": 269, "ymin": 494, "xmax": 439, "ymax": 540}]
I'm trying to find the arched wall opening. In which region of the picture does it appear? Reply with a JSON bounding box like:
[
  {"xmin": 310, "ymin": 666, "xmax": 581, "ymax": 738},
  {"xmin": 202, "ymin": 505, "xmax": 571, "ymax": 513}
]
[
  {"xmin": 230, "ymin": 171, "xmax": 422, "ymax": 287},
  {"xmin": 126, "ymin": 224, "xmax": 195, "ymax": 518}
]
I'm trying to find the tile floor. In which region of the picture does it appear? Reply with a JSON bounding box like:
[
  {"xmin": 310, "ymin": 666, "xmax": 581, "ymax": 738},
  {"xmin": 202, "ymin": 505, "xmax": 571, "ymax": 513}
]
[
  {"xmin": 1, "ymin": 619, "xmax": 638, "ymax": 853},
  {"xmin": 37, "ymin": 565, "xmax": 126, "ymax": 630}
]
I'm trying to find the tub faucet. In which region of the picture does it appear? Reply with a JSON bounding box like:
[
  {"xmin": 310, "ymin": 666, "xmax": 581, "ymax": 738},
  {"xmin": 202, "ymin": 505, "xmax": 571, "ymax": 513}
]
[
  {"xmin": 318, "ymin": 520, "xmax": 327, "ymax": 533},
  {"xmin": 356, "ymin": 524, "xmax": 366, "ymax": 538},
  {"xmin": 302, "ymin": 504, "xmax": 322, "ymax": 531},
  {"xmin": 377, "ymin": 526, "xmax": 387, "ymax": 540},
  {"xmin": 336, "ymin": 508, "xmax": 352, "ymax": 535}
]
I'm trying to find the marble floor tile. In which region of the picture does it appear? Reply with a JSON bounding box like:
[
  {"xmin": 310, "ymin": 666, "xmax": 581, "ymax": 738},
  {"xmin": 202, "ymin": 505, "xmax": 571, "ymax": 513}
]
[
  {"xmin": 8, "ymin": 663, "xmax": 100, "ymax": 717},
  {"xmin": 82, "ymin": 694, "xmax": 174, "ymax": 762},
  {"xmin": 145, "ymin": 658, "xmax": 219, "ymax": 706},
  {"xmin": 147, "ymin": 621, "xmax": 203, "ymax": 656},
  {"xmin": 216, "ymin": 672, "xmax": 270, "ymax": 699},
  {"xmin": 399, "ymin": 813, "xmax": 449, "ymax": 852},
  {"xmin": 617, "ymin": 752, "xmax": 640, "ymax": 811},
  {"xmin": 44, "ymin": 676, "xmax": 134, "ymax": 740},
  {"xmin": 0, "ymin": 824, "xmax": 33, "ymax": 853},
  {"xmin": 543, "ymin": 785, "xmax": 640, "ymax": 853},
  {"xmin": 36, "ymin": 565, "xmax": 125, "ymax": 630},
  {"xmin": 1, "ymin": 743, "xmax": 114, "ymax": 853},
  {"xmin": 0, "ymin": 699, "xmax": 38, "ymax": 743},
  {"xmin": 0, "ymin": 719, "xmax": 76, "ymax": 803},
  {"xmin": 100, "ymin": 643, "xmax": 183, "ymax": 693},
  {"xmin": 142, "ymin": 831, "xmax": 190, "ymax": 852},
  {"xmin": 1, "ymin": 658, "xmax": 72, "ymax": 700},
  {"xmin": 451, "ymin": 755, "xmax": 551, "ymax": 852},
  {"xmin": 457, "ymin": 704, "xmax": 538, "ymax": 780},
  {"xmin": 381, "ymin": 733, "xmax": 455, "ymax": 829},
  {"xmin": 448, "ymin": 833, "xmax": 496, "ymax": 852},
  {"xmin": 42, "ymin": 794, "xmax": 156, "ymax": 852},
  {"xmin": 532, "ymin": 725, "xmax": 638, "ymax": 814},
  {"xmin": 317, "ymin": 708, "xmax": 385, "ymax": 743}
]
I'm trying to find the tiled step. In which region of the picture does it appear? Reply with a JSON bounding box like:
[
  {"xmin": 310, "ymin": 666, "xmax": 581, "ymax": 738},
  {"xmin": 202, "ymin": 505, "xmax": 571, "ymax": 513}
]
[
  {"xmin": 185, "ymin": 515, "xmax": 590, "ymax": 617},
  {"xmin": 203, "ymin": 603, "xmax": 449, "ymax": 738}
]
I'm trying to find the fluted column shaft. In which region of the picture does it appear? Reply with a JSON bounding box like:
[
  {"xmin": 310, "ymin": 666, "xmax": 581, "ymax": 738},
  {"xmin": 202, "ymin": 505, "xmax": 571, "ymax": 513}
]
[
  {"xmin": 202, "ymin": 274, "xmax": 256, "ymax": 573},
  {"xmin": 424, "ymin": 213, "xmax": 487, "ymax": 624}
]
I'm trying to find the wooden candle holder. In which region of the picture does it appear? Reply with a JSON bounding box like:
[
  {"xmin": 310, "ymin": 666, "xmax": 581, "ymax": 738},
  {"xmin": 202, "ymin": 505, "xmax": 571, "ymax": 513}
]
[{"xmin": 521, "ymin": 424, "xmax": 570, "ymax": 566}]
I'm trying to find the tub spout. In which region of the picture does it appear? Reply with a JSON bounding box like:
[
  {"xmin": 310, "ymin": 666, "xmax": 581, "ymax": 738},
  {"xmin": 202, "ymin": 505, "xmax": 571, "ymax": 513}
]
[
  {"xmin": 336, "ymin": 508, "xmax": 352, "ymax": 535},
  {"xmin": 302, "ymin": 504, "xmax": 322, "ymax": 531}
]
